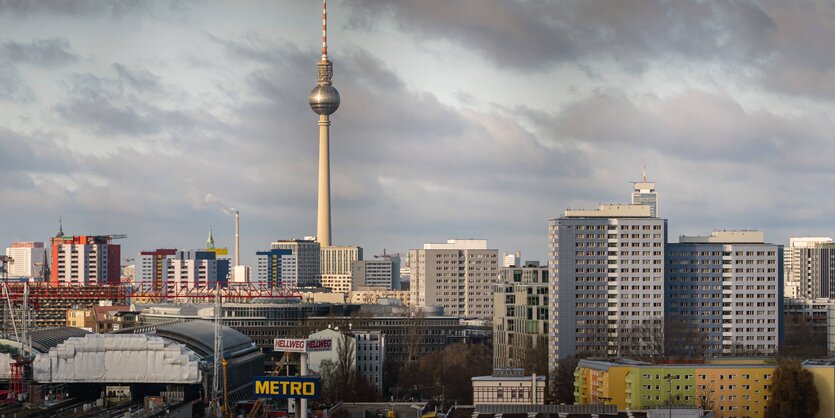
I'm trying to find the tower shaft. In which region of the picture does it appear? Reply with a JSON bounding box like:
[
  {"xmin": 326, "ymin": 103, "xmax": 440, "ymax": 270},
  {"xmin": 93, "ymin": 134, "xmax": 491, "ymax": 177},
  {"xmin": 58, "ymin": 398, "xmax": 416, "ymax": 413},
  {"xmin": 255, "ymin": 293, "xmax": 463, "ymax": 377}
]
[{"xmin": 317, "ymin": 115, "xmax": 331, "ymax": 247}]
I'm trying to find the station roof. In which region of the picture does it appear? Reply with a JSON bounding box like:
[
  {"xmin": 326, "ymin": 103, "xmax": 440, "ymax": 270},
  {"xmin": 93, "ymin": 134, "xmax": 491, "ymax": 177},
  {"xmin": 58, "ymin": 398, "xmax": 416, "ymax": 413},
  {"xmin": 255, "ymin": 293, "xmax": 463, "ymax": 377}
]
[{"xmin": 154, "ymin": 320, "xmax": 253, "ymax": 358}]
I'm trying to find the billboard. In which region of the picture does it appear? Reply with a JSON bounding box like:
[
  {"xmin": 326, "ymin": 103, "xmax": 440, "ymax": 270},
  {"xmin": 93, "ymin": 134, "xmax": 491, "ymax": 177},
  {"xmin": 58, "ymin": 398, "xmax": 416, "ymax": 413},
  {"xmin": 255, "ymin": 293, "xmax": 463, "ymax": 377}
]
[
  {"xmin": 254, "ymin": 376, "xmax": 320, "ymax": 399},
  {"xmin": 274, "ymin": 338, "xmax": 333, "ymax": 353},
  {"xmin": 274, "ymin": 338, "xmax": 306, "ymax": 353}
]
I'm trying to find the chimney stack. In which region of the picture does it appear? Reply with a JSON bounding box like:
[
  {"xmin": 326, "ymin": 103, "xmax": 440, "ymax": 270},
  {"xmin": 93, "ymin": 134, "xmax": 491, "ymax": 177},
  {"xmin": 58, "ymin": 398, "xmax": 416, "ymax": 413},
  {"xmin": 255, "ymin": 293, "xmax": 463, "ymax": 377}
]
[{"xmin": 234, "ymin": 209, "xmax": 240, "ymax": 267}]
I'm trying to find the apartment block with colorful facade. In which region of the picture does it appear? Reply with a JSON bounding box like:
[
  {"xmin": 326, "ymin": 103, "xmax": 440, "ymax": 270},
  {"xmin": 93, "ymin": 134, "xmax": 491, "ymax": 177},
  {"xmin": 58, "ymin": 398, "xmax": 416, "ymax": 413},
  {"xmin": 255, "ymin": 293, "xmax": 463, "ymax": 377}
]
[{"xmin": 575, "ymin": 358, "xmax": 834, "ymax": 418}]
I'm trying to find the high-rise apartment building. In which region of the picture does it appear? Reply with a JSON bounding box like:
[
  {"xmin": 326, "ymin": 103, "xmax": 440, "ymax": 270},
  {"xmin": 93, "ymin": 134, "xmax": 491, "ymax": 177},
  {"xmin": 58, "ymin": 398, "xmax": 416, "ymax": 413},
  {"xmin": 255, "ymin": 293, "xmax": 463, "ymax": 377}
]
[
  {"xmin": 785, "ymin": 237, "xmax": 832, "ymax": 298},
  {"xmin": 135, "ymin": 249, "xmax": 177, "ymax": 290},
  {"xmin": 254, "ymin": 249, "xmax": 293, "ymax": 287},
  {"xmin": 166, "ymin": 250, "xmax": 229, "ymax": 290},
  {"xmin": 409, "ymin": 239, "xmax": 499, "ymax": 318},
  {"xmin": 351, "ymin": 256, "xmax": 400, "ymax": 290},
  {"xmin": 270, "ymin": 239, "xmax": 321, "ymax": 287},
  {"xmin": 4, "ymin": 242, "xmax": 44, "ymax": 279},
  {"xmin": 666, "ymin": 231, "xmax": 782, "ymax": 356},
  {"xmin": 548, "ymin": 204, "xmax": 665, "ymax": 368},
  {"xmin": 50, "ymin": 235, "xmax": 122, "ymax": 285},
  {"xmin": 320, "ymin": 246, "xmax": 362, "ymax": 293},
  {"xmin": 493, "ymin": 261, "xmax": 548, "ymax": 370}
]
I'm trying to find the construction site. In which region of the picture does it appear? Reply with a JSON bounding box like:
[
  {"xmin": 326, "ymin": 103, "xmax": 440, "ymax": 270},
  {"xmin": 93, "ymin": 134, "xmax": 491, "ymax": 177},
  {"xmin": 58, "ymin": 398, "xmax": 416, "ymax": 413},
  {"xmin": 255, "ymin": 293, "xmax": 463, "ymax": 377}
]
[{"xmin": 0, "ymin": 281, "xmax": 311, "ymax": 417}]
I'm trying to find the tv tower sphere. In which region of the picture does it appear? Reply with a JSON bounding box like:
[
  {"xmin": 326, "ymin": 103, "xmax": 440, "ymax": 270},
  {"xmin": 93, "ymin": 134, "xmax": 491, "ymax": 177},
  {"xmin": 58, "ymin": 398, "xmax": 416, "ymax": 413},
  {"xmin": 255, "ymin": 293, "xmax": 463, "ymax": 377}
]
[{"xmin": 308, "ymin": 82, "xmax": 340, "ymax": 115}]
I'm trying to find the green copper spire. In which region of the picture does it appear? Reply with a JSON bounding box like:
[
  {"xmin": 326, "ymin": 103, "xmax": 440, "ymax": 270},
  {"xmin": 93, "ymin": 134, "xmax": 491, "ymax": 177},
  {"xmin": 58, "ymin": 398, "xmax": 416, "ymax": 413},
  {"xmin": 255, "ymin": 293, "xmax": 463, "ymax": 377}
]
[{"xmin": 207, "ymin": 228, "xmax": 215, "ymax": 249}]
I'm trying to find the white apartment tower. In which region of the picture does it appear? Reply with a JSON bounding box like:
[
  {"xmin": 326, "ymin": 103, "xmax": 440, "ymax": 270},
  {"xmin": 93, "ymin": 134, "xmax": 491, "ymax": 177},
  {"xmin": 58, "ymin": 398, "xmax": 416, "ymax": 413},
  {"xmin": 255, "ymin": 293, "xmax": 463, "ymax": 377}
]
[
  {"xmin": 548, "ymin": 204, "xmax": 666, "ymax": 369},
  {"xmin": 4, "ymin": 242, "xmax": 44, "ymax": 279},
  {"xmin": 409, "ymin": 239, "xmax": 499, "ymax": 318}
]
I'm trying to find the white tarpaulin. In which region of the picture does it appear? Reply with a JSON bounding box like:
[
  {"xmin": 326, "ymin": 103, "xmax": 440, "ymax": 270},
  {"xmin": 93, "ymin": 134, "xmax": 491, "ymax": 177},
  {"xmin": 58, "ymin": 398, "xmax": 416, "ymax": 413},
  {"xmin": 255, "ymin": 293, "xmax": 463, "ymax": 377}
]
[{"xmin": 33, "ymin": 334, "xmax": 201, "ymax": 384}]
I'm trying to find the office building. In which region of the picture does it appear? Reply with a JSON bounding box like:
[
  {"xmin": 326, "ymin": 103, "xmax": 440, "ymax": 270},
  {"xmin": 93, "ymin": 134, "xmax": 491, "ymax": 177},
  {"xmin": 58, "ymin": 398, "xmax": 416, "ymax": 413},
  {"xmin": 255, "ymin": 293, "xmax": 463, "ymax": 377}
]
[
  {"xmin": 321, "ymin": 245, "xmax": 362, "ymax": 293},
  {"xmin": 409, "ymin": 239, "xmax": 499, "ymax": 318},
  {"xmin": 548, "ymin": 204, "xmax": 665, "ymax": 368},
  {"xmin": 4, "ymin": 241, "xmax": 44, "ymax": 278},
  {"xmin": 254, "ymin": 248, "xmax": 293, "ymax": 287},
  {"xmin": 50, "ymin": 235, "xmax": 122, "ymax": 285},
  {"xmin": 493, "ymin": 261, "xmax": 548, "ymax": 370},
  {"xmin": 502, "ymin": 251, "xmax": 521, "ymax": 268},
  {"xmin": 631, "ymin": 169, "xmax": 658, "ymax": 217},
  {"xmin": 666, "ymin": 231, "xmax": 782, "ymax": 356},
  {"xmin": 785, "ymin": 237, "xmax": 832, "ymax": 298},
  {"xmin": 271, "ymin": 239, "xmax": 321, "ymax": 287},
  {"xmin": 796, "ymin": 242, "xmax": 835, "ymax": 299},
  {"xmin": 471, "ymin": 369, "xmax": 546, "ymax": 406},
  {"xmin": 352, "ymin": 256, "xmax": 400, "ymax": 290}
]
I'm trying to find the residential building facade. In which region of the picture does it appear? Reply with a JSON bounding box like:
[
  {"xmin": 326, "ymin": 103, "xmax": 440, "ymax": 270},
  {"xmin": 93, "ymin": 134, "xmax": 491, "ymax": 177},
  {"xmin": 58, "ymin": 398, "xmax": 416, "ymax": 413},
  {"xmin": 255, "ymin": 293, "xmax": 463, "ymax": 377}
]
[
  {"xmin": 271, "ymin": 239, "xmax": 321, "ymax": 287},
  {"xmin": 50, "ymin": 235, "xmax": 121, "ymax": 285},
  {"xmin": 548, "ymin": 204, "xmax": 666, "ymax": 368},
  {"xmin": 784, "ymin": 237, "xmax": 831, "ymax": 298},
  {"xmin": 409, "ymin": 239, "xmax": 499, "ymax": 318},
  {"xmin": 320, "ymin": 245, "xmax": 362, "ymax": 293},
  {"xmin": 351, "ymin": 257, "xmax": 400, "ymax": 290},
  {"xmin": 666, "ymin": 231, "xmax": 782, "ymax": 356},
  {"xmin": 254, "ymin": 248, "xmax": 293, "ymax": 287},
  {"xmin": 4, "ymin": 241, "xmax": 44, "ymax": 279},
  {"xmin": 493, "ymin": 261, "xmax": 548, "ymax": 370}
]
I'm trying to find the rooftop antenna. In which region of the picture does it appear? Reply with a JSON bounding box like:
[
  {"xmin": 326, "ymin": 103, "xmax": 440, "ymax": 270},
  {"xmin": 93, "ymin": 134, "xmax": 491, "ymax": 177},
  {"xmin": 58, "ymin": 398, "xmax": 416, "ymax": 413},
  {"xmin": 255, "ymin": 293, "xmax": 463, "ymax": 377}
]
[
  {"xmin": 642, "ymin": 163, "xmax": 647, "ymax": 182},
  {"xmin": 321, "ymin": 0, "xmax": 328, "ymax": 62}
]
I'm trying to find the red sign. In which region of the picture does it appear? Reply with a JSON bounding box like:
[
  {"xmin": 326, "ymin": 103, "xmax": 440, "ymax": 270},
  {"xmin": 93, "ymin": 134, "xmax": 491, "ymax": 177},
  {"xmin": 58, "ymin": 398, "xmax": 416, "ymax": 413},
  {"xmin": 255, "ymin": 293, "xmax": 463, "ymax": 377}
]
[
  {"xmin": 305, "ymin": 339, "xmax": 332, "ymax": 352},
  {"xmin": 273, "ymin": 338, "xmax": 333, "ymax": 353},
  {"xmin": 274, "ymin": 338, "xmax": 307, "ymax": 353}
]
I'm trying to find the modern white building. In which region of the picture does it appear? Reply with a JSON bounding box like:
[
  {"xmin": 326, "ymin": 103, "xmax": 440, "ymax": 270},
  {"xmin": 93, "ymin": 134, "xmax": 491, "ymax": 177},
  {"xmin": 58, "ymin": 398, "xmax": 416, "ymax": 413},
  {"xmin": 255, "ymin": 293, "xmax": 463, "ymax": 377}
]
[
  {"xmin": 785, "ymin": 237, "xmax": 832, "ymax": 298},
  {"xmin": 409, "ymin": 239, "xmax": 498, "ymax": 319},
  {"xmin": 631, "ymin": 169, "xmax": 658, "ymax": 217},
  {"xmin": 493, "ymin": 262, "xmax": 548, "ymax": 370},
  {"xmin": 271, "ymin": 239, "xmax": 321, "ymax": 287},
  {"xmin": 4, "ymin": 241, "xmax": 44, "ymax": 279},
  {"xmin": 320, "ymin": 246, "xmax": 362, "ymax": 293},
  {"xmin": 548, "ymin": 204, "xmax": 665, "ymax": 368}
]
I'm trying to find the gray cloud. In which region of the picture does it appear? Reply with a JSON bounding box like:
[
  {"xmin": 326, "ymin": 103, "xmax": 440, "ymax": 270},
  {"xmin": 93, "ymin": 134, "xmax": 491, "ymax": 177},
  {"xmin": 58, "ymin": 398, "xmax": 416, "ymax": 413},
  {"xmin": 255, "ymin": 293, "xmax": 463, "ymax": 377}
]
[
  {"xmin": 2, "ymin": 38, "xmax": 78, "ymax": 67},
  {"xmin": 0, "ymin": 0, "xmax": 191, "ymax": 19},
  {"xmin": 0, "ymin": 63, "xmax": 33, "ymax": 101},
  {"xmin": 345, "ymin": 0, "xmax": 776, "ymax": 71}
]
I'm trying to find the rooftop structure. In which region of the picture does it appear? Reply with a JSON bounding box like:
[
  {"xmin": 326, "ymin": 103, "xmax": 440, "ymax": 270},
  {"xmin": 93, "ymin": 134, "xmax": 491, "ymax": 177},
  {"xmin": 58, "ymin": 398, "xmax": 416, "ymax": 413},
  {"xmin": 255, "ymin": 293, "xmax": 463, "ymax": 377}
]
[
  {"xmin": 564, "ymin": 204, "xmax": 653, "ymax": 218},
  {"xmin": 678, "ymin": 230, "xmax": 765, "ymax": 244}
]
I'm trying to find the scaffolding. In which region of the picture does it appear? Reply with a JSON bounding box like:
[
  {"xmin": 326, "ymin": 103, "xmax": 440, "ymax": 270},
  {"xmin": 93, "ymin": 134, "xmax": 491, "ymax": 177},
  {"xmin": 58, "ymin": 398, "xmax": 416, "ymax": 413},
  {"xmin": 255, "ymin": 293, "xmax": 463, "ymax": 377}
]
[{"xmin": 0, "ymin": 282, "xmax": 301, "ymax": 332}]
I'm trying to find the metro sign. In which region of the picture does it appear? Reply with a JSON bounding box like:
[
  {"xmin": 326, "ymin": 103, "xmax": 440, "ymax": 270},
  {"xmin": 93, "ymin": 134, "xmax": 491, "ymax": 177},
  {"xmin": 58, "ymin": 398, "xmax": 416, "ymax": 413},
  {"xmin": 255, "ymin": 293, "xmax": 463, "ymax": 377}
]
[{"xmin": 274, "ymin": 338, "xmax": 333, "ymax": 353}]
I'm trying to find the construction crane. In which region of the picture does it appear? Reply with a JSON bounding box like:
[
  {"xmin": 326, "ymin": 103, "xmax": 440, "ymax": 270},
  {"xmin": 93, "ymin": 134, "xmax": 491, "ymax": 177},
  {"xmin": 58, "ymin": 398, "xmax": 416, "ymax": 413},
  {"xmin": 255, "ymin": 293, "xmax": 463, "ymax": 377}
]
[
  {"xmin": 246, "ymin": 353, "xmax": 289, "ymax": 418},
  {"xmin": 0, "ymin": 256, "xmax": 12, "ymax": 280}
]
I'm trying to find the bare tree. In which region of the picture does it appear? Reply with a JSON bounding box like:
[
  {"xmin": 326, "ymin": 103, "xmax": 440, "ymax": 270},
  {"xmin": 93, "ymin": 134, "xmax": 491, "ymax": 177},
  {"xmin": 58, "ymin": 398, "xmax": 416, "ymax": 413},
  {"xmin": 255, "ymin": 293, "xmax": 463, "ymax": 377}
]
[
  {"xmin": 617, "ymin": 321, "xmax": 666, "ymax": 362},
  {"xmin": 551, "ymin": 355, "xmax": 579, "ymax": 405},
  {"xmin": 402, "ymin": 308, "xmax": 426, "ymax": 364},
  {"xmin": 520, "ymin": 335, "xmax": 548, "ymax": 376},
  {"xmin": 695, "ymin": 381, "xmax": 717, "ymax": 415}
]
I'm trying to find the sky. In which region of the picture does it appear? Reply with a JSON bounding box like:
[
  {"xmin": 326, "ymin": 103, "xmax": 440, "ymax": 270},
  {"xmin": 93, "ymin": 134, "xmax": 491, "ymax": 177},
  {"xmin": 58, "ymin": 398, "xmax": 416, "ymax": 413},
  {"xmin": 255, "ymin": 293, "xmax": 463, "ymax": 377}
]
[{"xmin": 3, "ymin": 0, "xmax": 835, "ymax": 267}]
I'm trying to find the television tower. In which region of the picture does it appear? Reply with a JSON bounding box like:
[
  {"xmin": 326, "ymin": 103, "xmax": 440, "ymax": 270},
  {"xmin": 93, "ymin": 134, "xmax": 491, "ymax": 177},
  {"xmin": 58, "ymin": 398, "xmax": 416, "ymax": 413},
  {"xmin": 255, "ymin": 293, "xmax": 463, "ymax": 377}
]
[{"xmin": 308, "ymin": 0, "xmax": 340, "ymax": 247}]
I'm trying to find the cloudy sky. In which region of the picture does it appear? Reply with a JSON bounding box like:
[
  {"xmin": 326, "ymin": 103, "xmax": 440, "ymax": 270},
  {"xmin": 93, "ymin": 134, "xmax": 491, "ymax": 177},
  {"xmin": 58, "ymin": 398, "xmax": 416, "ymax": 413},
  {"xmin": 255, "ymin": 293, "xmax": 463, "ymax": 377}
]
[{"xmin": 2, "ymin": 0, "xmax": 835, "ymax": 266}]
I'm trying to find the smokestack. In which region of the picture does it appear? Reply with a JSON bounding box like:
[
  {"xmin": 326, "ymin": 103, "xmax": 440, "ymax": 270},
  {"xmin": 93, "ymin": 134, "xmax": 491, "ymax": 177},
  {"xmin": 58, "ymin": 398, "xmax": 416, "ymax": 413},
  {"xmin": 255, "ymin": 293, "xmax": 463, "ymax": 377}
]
[{"xmin": 234, "ymin": 209, "xmax": 239, "ymax": 267}]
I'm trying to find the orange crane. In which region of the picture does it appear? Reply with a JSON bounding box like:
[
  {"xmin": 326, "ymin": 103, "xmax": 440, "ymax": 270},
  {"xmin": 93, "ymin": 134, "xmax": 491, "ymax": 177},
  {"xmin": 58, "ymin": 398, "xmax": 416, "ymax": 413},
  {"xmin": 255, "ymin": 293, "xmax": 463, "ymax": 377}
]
[{"xmin": 246, "ymin": 353, "xmax": 289, "ymax": 418}]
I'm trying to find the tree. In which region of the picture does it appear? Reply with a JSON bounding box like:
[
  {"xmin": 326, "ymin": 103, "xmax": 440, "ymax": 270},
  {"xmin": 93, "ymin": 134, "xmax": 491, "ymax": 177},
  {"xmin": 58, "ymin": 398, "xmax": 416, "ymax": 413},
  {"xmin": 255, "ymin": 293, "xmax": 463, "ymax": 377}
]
[
  {"xmin": 319, "ymin": 334, "xmax": 379, "ymax": 403},
  {"xmin": 402, "ymin": 308, "xmax": 427, "ymax": 364},
  {"xmin": 781, "ymin": 314, "xmax": 827, "ymax": 359},
  {"xmin": 394, "ymin": 343, "xmax": 491, "ymax": 406},
  {"xmin": 765, "ymin": 359, "xmax": 819, "ymax": 418},
  {"xmin": 520, "ymin": 335, "xmax": 548, "ymax": 376},
  {"xmin": 551, "ymin": 355, "xmax": 578, "ymax": 405},
  {"xmin": 695, "ymin": 382, "xmax": 717, "ymax": 415}
]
